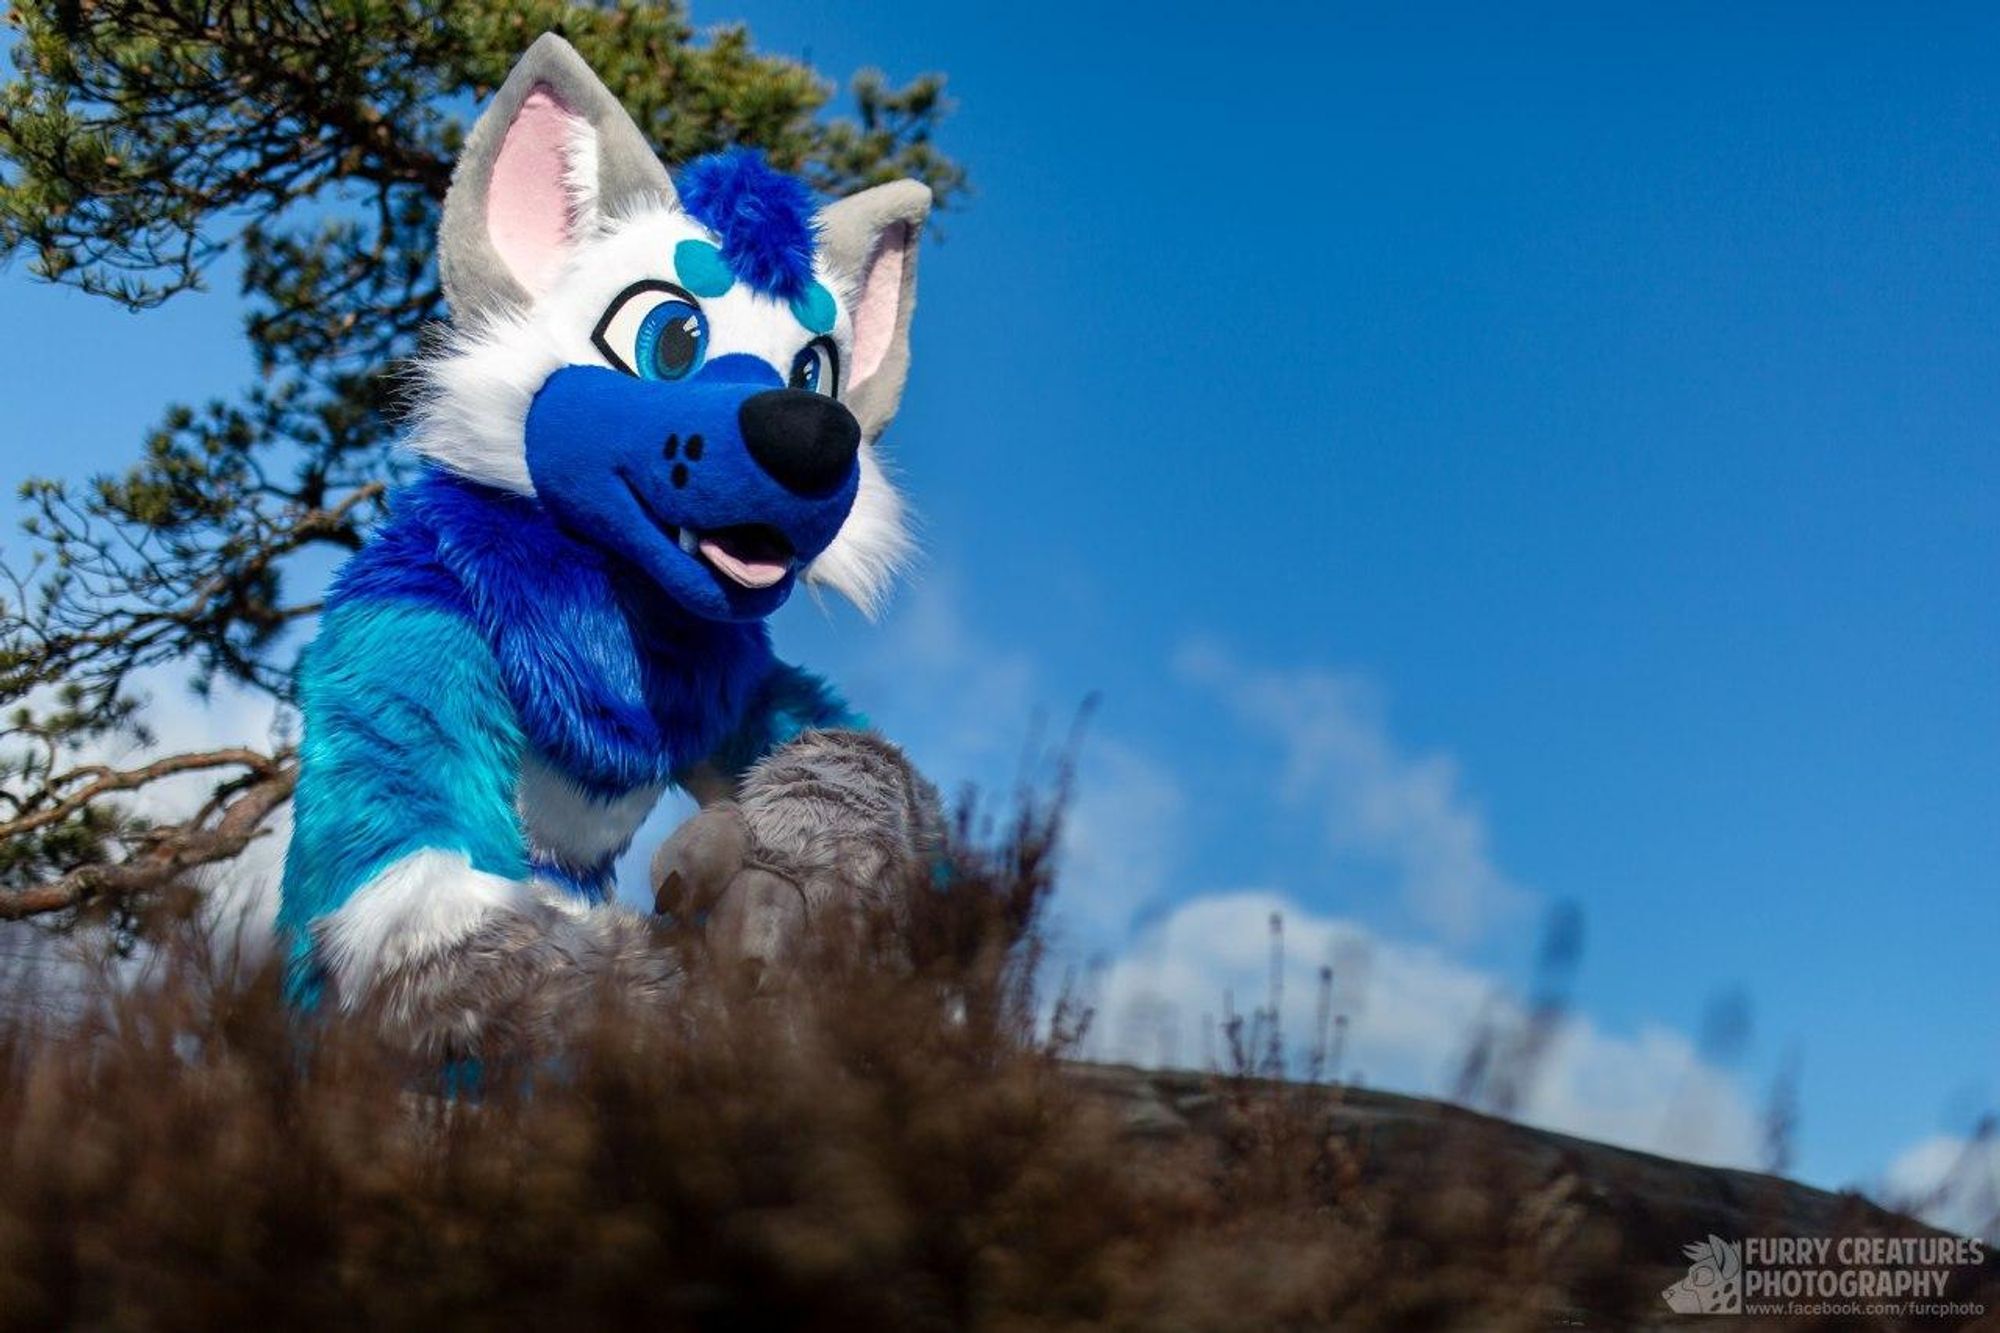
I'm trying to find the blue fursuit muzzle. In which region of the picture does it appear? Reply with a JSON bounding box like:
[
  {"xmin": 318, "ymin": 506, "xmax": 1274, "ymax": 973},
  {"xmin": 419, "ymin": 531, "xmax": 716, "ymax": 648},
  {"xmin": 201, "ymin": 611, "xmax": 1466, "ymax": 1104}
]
[{"xmin": 526, "ymin": 350, "xmax": 862, "ymax": 623}]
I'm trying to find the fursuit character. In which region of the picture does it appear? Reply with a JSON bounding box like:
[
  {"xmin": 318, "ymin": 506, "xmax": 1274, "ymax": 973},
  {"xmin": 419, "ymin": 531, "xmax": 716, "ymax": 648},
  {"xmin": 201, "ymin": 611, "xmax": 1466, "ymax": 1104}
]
[{"xmin": 276, "ymin": 34, "xmax": 936, "ymax": 1046}]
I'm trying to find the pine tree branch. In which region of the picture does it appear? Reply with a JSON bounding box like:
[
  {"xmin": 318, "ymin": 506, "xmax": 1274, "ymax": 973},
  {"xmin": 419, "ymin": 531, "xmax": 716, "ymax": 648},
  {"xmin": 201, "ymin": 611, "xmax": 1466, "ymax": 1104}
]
[
  {"xmin": 0, "ymin": 747, "xmax": 282, "ymax": 843},
  {"xmin": 0, "ymin": 757, "xmax": 295, "ymax": 923}
]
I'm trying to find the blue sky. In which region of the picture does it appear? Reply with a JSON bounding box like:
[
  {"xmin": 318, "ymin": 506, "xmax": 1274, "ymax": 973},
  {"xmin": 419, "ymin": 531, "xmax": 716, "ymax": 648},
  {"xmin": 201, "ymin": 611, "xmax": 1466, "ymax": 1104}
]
[{"xmin": 2, "ymin": 3, "xmax": 1995, "ymax": 1212}]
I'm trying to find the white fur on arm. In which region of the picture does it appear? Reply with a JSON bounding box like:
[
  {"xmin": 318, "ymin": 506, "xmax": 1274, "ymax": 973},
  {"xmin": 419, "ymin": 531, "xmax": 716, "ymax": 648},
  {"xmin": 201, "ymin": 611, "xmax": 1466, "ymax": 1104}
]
[{"xmin": 313, "ymin": 849, "xmax": 536, "ymax": 1006}]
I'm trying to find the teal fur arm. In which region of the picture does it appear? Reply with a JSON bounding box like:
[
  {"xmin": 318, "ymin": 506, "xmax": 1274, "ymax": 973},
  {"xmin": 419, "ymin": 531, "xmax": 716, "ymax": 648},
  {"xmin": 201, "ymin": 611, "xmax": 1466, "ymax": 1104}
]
[
  {"xmin": 278, "ymin": 600, "xmax": 530, "ymax": 977},
  {"xmin": 690, "ymin": 661, "xmax": 865, "ymax": 788}
]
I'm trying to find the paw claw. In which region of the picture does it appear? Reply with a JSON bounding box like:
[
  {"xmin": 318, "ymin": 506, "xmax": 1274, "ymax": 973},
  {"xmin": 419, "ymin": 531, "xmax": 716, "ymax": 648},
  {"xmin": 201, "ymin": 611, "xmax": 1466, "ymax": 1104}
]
[{"xmin": 651, "ymin": 804, "xmax": 749, "ymax": 917}]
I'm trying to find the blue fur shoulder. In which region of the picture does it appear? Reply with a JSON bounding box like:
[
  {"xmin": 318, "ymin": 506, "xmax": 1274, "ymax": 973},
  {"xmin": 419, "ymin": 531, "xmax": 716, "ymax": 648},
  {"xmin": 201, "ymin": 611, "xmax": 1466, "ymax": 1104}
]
[
  {"xmin": 694, "ymin": 661, "xmax": 865, "ymax": 785},
  {"xmin": 279, "ymin": 597, "xmax": 531, "ymax": 1001},
  {"xmin": 327, "ymin": 470, "xmax": 774, "ymax": 794}
]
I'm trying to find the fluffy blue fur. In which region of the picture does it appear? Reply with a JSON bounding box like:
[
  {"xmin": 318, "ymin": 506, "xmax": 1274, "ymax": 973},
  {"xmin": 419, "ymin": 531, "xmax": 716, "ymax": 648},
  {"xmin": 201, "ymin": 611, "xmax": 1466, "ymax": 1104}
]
[
  {"xmin": 286, "ymin": 468, "xmax": 868, "ymax": 996},
  {"xmin": 327, "ymin": 470, "xmax": 777, "ymax": 796},
  {"xmin": 279, "ymin": 599, "xmax": 531, "ymax": 996},
  {"xmin": 675, "ymin": 148, "xmax": 820, "ymax": 302}
]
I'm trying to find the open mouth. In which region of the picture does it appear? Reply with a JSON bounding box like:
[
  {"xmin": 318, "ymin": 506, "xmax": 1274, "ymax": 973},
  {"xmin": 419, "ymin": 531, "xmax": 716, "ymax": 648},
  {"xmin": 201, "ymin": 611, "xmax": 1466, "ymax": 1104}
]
[
  {"xmin": 675, "ymin": 523, "xmax": 797, "ymax": 590},
  {"xmin": 623, "ymin": 476, "xmax": 798, "ymax": 591}
]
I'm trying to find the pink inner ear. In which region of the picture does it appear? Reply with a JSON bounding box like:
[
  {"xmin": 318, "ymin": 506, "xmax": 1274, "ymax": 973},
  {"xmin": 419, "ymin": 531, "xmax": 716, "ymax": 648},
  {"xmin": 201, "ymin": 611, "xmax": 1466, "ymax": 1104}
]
[
  {"xmin": 850, "ymin": 222, "xmax": 910, "ymax": 390},
  {"xmin": 487, "ymin": 86, "xmax": 582, "ymax": 298}
]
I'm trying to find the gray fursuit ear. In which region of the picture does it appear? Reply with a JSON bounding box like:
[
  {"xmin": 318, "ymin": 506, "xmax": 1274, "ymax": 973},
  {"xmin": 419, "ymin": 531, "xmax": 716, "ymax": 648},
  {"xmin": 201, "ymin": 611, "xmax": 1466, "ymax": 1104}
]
[
  {"xmin": 357, "ymin": 903, "xmax": 681, "ymax": 1061},
  {"xmin": 439, "ymin": 32, "xmax": 676, "ymax": 322},
  {"xmin": 805, "ymin": 180, "xmax": 932, "ymax": 617},
  {"xmin": 816, "ymin": 179, "xmax": 932, "ymax": 444}
]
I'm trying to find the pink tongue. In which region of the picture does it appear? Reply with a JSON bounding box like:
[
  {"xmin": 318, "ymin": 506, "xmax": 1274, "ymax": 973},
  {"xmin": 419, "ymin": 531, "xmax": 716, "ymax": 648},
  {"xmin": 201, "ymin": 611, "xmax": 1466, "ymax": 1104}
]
[{"xmin": 698, "ymin": 538, "xmax": 791, "ymax": 589}]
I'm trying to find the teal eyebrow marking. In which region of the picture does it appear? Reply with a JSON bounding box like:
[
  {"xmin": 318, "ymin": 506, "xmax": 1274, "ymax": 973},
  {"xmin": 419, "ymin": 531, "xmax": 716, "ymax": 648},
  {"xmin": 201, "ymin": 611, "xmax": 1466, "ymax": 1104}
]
[
  {"xmin": 789, "ymin": 280, "xmax": 836, "ymax": 335},
  {"xmin": 673, "ymin": 239, "xmax": 734, "ymax": 297}
]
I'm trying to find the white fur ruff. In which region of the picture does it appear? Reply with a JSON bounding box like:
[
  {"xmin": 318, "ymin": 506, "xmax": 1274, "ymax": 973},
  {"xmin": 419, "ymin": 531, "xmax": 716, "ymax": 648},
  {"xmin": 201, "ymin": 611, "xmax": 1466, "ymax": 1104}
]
[{"xmin": 517, "ymin": 754, "xmax": 663, "ymax": 870}]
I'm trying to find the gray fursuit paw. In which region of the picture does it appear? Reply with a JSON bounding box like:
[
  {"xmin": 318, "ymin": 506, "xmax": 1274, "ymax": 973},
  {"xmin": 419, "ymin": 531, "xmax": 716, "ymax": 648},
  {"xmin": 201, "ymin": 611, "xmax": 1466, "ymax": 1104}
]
[
  {"xmin": 350, "ymin": 902, "xmax": 680, "ymax": 1061},
  {"xmin": 653, "ymin": 729, "xmax": 943, "ymax": 984},
  {"xmin": 332, "ymin": 729, "xmax": 939, "ymax": 1058}
]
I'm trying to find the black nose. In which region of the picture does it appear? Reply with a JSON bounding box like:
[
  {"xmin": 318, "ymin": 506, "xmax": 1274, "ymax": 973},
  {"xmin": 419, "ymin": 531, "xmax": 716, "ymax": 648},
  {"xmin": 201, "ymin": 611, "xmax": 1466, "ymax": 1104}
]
[{"xmin": 737, "ymin": 389, "xmax": 861, "ymax": 497}]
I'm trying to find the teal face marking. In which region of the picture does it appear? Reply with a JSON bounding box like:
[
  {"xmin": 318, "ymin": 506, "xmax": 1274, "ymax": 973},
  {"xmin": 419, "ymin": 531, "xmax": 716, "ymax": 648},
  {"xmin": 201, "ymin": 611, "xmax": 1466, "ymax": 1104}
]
[
  {"xmin": 673, "ymin": 239, "xmax": 735, "ymax": 298},
  {"xmin": 676, "ymin": 238, "xmax": 835, "ymax": 338},
  {"xmin": 789, "ymin": 280, "xmax": 836, "ymax": 335}
]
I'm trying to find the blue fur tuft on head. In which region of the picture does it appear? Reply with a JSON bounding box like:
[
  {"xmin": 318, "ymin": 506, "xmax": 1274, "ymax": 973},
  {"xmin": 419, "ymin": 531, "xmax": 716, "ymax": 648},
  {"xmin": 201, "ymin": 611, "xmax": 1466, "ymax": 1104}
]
[{"xmin": 676, "ymin": 148, "xmax": 820, "ymax": 301}]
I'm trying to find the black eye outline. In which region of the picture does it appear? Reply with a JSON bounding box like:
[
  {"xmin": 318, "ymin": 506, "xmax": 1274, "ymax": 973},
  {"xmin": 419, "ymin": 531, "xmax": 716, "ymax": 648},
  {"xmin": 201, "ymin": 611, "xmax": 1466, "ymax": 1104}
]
[
  {"xmin": 591, "ymin": 279, "xmax": 709, "ymax": 380},
  {"xmin": 788, "ymin": 336, "xmax": 840, "ymax": 398}
]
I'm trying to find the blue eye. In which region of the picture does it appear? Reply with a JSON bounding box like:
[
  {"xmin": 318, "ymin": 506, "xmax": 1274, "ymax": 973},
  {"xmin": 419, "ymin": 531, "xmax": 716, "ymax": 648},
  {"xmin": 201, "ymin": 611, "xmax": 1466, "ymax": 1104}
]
[
  {"xmin": 635, "ymin": 300, "xmax": 706, "ymax": 380},
  {"xmin": 591, "ymin": 282, "xmax": 709, "ymax": 381},
  {"xmin": 788, "ymin": 337, "xmax": 839, "ymax": 397}
]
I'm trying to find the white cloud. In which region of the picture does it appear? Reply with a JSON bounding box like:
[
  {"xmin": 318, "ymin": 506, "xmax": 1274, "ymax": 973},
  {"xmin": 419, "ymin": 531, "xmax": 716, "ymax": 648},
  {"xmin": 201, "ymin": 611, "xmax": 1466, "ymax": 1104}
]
[
  {"xmin": 859, "ymin": 618, "xmax": 1730, "ymax": 1163},
  {"xmin": 1055, "ymin": 737, "xmax": 1187, "ymax": 944},
  {"xmin": 1881, "ymin": 1133, "xmax": 2000, "ymax": 1240},
  {"xmin": 844, "ymin": 605, "xmax": 1532, "ymax": 951},
  {"xmin": 1094, "ymin": 890, "xmax": 1763, "ymax": 1169},
  {"xmin": 1176, "ymin": 642, "xmax": 1528, "ymax": 942}
]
